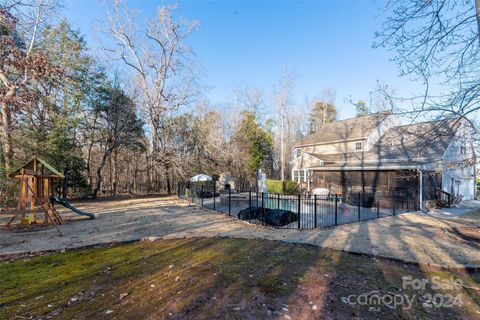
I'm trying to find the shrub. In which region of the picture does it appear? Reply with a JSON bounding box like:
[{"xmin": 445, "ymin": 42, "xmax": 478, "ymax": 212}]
[
  {"xmin": 266, "ymin": 179, "xmax": 283, "ymax": 194},
  {"xmin": 283, "ymin": 180, "xmax": 298, "ymax": 194},
  {"xmin": 266, "ymin": 179, "xmax": 298, "ymax": 195}
]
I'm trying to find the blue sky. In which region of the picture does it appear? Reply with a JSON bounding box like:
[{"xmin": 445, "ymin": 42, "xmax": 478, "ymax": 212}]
[{"xmin": 63, "ymin": 0, "xmax": 421, "ymax": 119}]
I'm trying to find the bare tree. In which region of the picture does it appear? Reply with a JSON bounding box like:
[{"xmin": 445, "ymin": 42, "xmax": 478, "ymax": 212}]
[
  {"xmin": 273, "ymin": 69, "xmax": 295, "ymax": 181},
  {"xmin": 307, "ymin": 89, "xmax": 337, "ymax": 133},
  {"xmin": 374, "ymin": 0, "xmax": 480, "ymax": 131},
  {"xmin": 105, "ymin": 1, "xmax": 199, "ymax": 190},
  {"xmin": 232, "ymin": 85, "xmax": 266, "ymax": 122}
]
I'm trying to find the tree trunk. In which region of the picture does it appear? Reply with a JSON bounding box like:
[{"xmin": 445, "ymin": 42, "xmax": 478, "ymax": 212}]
[
  {"xmin": 128, "ymin": 166, "xmax": 139, "ymax": 195},
  {"xmin": 93, "ymin": 149, "xmax": 111, "ymax": 199},
  {"xmin": 62, "ymin": 168, "xmax": 68, "ymax": 199},
  {"xmin": 125, "ymin": 154, "xmax": 131, "ymax": 191},
  {"xmin": 86, "ymin": 140, "xmax": 94, "ymax": 192},
  {"xmin": 0, "ymin": 102, "xmax": 14, "ymax": 175},
  {"xmin": 108, "ymin": 155, "xmax": 113, "ymax": 195},
  {"xmin": 166, "ymin": 165, "xmax": 171, "ymax": 195},
  {"xmin": 280, "ymin": 109, "xmax": 285, "ymax": 181},
  {"xmin": 112, "ymin": 150, "xmax": 119, "ymax": 196},
  {"xmin": 146, "ymin": 153, "xmax": 153, "ymax": 194}
]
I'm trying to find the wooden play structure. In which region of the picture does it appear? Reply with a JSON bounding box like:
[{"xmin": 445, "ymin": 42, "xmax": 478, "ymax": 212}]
[{"xmin": 1, "ymin": 157, "xmax": 63, "ymax": 235}]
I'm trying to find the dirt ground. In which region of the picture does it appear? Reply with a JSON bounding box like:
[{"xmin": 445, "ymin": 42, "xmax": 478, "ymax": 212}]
[{"xmin": 1, "ymin": 196, "xmax": 480, "ymax": 268}]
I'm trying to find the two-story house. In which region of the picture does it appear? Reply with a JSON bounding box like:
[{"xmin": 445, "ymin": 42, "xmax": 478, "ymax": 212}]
[{"xmin": 291, "ymin": 111, "xmax": 477, "ymax": 206}]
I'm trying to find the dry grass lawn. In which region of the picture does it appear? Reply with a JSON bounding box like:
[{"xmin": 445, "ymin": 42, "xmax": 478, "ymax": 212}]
[{"xmin": 1, "ymin": 238, "xmax": 480, "ymax": 319}]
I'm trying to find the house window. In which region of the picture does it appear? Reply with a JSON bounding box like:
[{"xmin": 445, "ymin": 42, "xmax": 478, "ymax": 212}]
[
  {"xmin": 299, "ymin": 170, "xmax": 305, "ymax": 182},
  {"xmin": 460, "ymin": 145, "xmax": 466, "ymax": 155},
  {"xmin": 293, "ymin": 170, "xmax": 299, "ymax": 182},
  {"xmin": 390, "ymin": 139, "xmax": 395, "ymax": 150},
  {"xmin": 355, "ymin": 141, "xmax": 363, "ymax": 151},
  {"xmin": 295, "ymin": 148, "xmax": 302, "ymax": 158}
]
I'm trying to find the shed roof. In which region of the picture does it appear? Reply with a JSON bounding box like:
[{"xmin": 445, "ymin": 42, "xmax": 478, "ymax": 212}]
[{"xmin": 8, "ymin": 157, "xmax": 64, "ymax": 179}]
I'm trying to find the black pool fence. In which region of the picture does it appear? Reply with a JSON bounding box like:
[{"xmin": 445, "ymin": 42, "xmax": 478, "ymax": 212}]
[{"xmin": 178, "ymin": 182, "xmax": 419, "ymax": 230}]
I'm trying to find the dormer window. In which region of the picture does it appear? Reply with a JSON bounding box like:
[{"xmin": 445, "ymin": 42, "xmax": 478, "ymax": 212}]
[
  {"xmin": 355, "ymin": 141, "xmax": 363, "ymax": 151},
  {"xmin": 295, "ymin": 148, "xmax": 302, "ymax": 158},
  {"xmin": 390, "ymin": 139, "xmax": 395, "ymax": 150}
]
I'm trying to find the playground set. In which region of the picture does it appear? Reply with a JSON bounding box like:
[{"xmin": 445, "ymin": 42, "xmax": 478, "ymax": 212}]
[{"xmin": 0, "ymin": 157, "xmax": 95, "ymax": 236}]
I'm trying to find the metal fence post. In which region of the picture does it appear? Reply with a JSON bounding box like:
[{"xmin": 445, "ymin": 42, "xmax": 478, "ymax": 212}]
[
  {"xmin": 261, "ymin": 192, "xmax": 265, "ymax": 225},
  {"xmin": 416, "ymin": 189, "xmax": 419, "ymax": 211},
  {"xmin": 377, "ymin": 199, "xmax": 380, "ymax": 218},
  {"xmin": 393, "ymin": 193, "xmax": 396, "ymax": 216},
  {"xmin": 213, "ymin": 182, "xmax": 216, "ymax": 211},
  {"xmin": 201, "ymin": 185, "xmax": 204, "ymax": 207},
  {"xmin": 358, "ymin": 193, "xmax": 361, "ymax": 222},
  {"xmin": 335, "ymin": 194, "xmax": 338, "ymax": 226},
  {"xmin": 228, "ymin": 187, "xmax": 231, "ymax": 216},
  {"xmin": 248, "ymin": 190, "xmax": 252, "ymax": 223},
  {"xmin": 297, "ymin": 194, "xmax": 301, "ymax": 229},
  {"xmin": 277, "ymin": 193, "xmax": 280, "ymax": 209},
  {"xmin": 406, "ymin": 193, "xmax": 409, "ymax": 212},
  {"xmin": 314, "ymin": 194, "xmax": 317, "ymax": 228}
]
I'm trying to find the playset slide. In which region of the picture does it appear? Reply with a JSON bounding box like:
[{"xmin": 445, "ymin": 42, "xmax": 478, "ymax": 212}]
[{"xmin": 53, "ymin": 196, "xmax": 96, "ymax": 219}]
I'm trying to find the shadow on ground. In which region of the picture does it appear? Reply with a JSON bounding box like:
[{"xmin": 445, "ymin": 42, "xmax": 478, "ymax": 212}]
[{"xmin": 0, "ymin": 237, "xmax": 479, "ymax": 319}]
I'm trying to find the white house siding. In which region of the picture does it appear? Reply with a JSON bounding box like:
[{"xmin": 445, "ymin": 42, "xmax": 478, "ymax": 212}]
[
  {"xmin": 366, "ymin": 115, "xmax": 400, "ymax": 151},
  {"xmin": 441, "ymin": 123, "xmax": 476, "ymax": 200},
  {"xmin": 297, "ymin": 115, "xmax": 399, "ymax": 156},
  {"xmin": 299, "ymin": 139, "xmax": 367, "ymax": 155},
  {"xmin": 442, "ymin": 166, "xmax": 475, "ymax": 199},
  {"xmin": 291, "ymin": 153, "xmax": 323, "ymax": 171}
]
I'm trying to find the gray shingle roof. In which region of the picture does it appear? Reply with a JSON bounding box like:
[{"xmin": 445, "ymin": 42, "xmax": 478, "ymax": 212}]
[
  {"xmin": 296, "ymin": 111, "xmax": 392, "ymax": 146},
  {"xmin": 306, "ymin": 118, "xmax": 459, "ymax": 168},
  {"xmin": 371, "ymin": 119, "xmax": 458, "ymax": 161}
]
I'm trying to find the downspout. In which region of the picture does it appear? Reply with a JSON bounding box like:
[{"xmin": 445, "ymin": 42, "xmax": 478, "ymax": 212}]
[{"xmin": 418, "ymin": 169, "xmax": 423, "ymax": 211}]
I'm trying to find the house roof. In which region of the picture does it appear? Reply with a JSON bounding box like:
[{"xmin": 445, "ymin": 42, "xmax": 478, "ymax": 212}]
[
  {"xmin": 8, "ymin": 157, "xmax": 64, "ymax": 179},
  {"xmin": 371, "ymin": 118, "xmax": 459, "ymax": 161},
  {"xmin": 305, "ymin": 118, "xmax": 461, "ymax": 169},
  {"xmin": 296, "ymin": 111, "xmax": 392, "ymax": 147}
]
